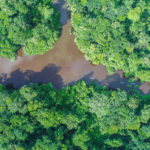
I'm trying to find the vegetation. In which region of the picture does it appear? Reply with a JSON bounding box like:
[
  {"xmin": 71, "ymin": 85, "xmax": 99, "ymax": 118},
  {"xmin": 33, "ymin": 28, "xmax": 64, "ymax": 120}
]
[
  {"xmin": 0, "ymin": 1, "xmax": 150, "ymax": 149},
  {"xmin": 67, "ymin": 0, "xmax": 150, "ymax": 82},
  {"xmin": 0, "ymin": 0, "xmax": 61, "ymax": 61},
  {"xmin": 0, "ymin": 81, "xmax": 150, "ymax": 150}
]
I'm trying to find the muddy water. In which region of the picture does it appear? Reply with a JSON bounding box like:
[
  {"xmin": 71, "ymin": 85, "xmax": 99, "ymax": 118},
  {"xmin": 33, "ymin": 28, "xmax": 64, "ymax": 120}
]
[{"xmin": 0, "ymin": 0, "xmax": 150, "ymax": 94}]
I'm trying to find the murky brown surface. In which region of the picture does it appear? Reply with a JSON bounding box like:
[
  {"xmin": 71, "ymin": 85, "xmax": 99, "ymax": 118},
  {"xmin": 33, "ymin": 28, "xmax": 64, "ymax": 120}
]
[{"xmin": 0, "ymin": 0, "xmax": 150, "ymax": 94}]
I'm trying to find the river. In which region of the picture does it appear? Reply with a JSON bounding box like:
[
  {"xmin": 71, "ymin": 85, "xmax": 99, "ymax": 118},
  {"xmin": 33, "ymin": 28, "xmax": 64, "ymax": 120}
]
[{"xmin": 0, "ymin": 0, "xmax": 149, "ymax": 94}]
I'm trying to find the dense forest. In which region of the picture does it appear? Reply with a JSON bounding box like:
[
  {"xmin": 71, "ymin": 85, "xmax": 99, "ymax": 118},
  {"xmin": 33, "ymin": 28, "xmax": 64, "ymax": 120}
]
[
  {"xmin": 67, "ymin": 0, "xmax": 150, "ymax": 82},
  {"xmin": 0, "ymin": 0, "xmax": 61, "ymax": 61},
  {"xmin": 0, "ymin": 81, "xmax": 150, "ymax": 150}
]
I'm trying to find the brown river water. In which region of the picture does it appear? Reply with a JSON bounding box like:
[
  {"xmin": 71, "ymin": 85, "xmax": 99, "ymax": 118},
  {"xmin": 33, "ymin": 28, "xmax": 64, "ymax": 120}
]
[{"xmin": 0, "ymin": 0, "xmax": 150, "ymax": 94}]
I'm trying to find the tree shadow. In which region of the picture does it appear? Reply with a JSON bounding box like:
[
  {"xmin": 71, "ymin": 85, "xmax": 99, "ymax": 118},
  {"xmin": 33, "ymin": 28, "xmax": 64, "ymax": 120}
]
[
  {"xmin": 101, "ymin": 73, "xmax": 150, "ymax": 95},
  {"xmin": 70, "ymin": 72, "xmax": 150, "ymax": 95},
  {"xmin": 53, "ymin": 0, "xmax": 70, "ymax": 26},
  {"xmin": 0, "ymin": 65, "xmax": 149, "ymax": 95},
  {"xmin": 0, "ymin": 64, "xmax": 64, "ymax": 89},
  {"xmin": 100, "ymin": 73, "xmax": 141, "ymax": 93}
]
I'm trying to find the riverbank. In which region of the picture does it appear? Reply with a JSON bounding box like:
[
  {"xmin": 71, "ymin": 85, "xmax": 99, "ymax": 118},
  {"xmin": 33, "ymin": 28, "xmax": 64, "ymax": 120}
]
[{"xmin": 0, "ymin": 0, "xmax": 149, "ymax": 94}]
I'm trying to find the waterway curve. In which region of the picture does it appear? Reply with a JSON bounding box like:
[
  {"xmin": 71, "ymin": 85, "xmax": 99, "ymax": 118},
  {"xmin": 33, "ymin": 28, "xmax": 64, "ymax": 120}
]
[{"xmin": 0, "ymin": 0, "xmax": 149, "ymax": 94}]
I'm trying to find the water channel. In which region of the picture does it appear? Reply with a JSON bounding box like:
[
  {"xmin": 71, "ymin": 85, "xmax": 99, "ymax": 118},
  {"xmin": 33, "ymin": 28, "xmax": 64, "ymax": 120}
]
[{"xmin": 0, "ymin": 0, "xmax": 149, "ymax": 94}]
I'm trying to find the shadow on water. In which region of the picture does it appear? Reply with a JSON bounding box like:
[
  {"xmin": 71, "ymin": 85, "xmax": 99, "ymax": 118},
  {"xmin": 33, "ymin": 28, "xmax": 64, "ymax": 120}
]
[
  {"xmin": 0, "ymin": 66, "xmax": 149, "ymax": 95},
  {"xmin": 69, "ymin": 72, "xmax": 150, "ymax": 95},
  {"xmin": 100, "ymin": 73, "xmax": 147, "ymax": 94},
  {"xmin": 53, "ymin": 0, "xmax": 70, "ymax": 25},
  {"xmin": 0, "ymin": 64, "xmax": 64, "ymax": 89}
]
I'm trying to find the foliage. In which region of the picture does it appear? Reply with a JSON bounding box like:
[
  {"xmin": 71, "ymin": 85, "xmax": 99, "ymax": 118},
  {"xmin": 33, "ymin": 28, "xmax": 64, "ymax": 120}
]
[
  {"xmin": 0, "ymin": 81, "xmax": 150, "ymax": 149},
  {"xmin": 67, "ymin": 0, "xmax": 150, "ymax": 82},
  {"xmin": 0, "ymin": 0, "xmax": 61, "ymax": 60}
]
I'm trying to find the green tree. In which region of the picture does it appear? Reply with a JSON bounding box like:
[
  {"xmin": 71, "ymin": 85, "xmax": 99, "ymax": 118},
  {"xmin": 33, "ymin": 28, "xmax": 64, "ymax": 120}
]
[
  {"xmin": 0, "ymin": 0, "xmax": 61, "ymax": 60},
  {"xmin": 0, "ymin": 82, "xmax": 150, "ymax": 149},
  {"xmin": 67, "ymin": 0, "xmax": 150, "ymax": 82}
]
